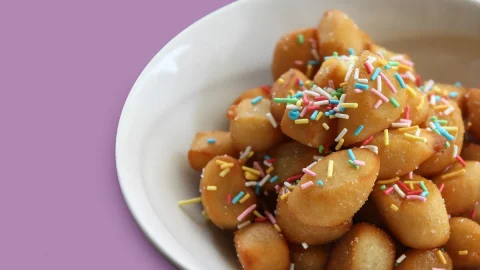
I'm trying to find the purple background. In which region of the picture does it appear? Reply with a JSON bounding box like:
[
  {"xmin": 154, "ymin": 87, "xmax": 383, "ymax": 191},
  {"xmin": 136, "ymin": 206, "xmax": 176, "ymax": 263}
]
[{"xmin": 0, "ymin": 0, "xmax": 234, "ymax": 269}]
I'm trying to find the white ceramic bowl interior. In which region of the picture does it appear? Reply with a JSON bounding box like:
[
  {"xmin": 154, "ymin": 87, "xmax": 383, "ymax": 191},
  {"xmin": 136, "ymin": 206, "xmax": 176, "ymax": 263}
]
[{"xmin": 116, "ymin": 0, "xmax": 480, "ymax": 269}]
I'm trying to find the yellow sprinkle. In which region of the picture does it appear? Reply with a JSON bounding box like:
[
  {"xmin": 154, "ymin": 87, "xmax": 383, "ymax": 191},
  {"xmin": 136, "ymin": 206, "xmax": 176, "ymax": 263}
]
[
  {"xmin": 443, "ymin": 90, "xmax": 449, "ymax": 96},
  {"xmin": 305, "ymin": 80, "xmax": 312, "ymax": 88},
  {"xmin": 339, "ymin": 82, "xmax": 348, "ymax": 87},
  {"xmin": 220, "ymin": 163, "xmax": 234, "ymax": 169},
  {"xmin": 288, "ymin": 89, "xmax": 295, "ymax": 96},
  {"xmin": 332, "ymin": 96, "xmax": 339, "ymax": 100},
  {"xmin": 390, "ymin": 204, "xmax": 399, "ymax": 211},
  {"xmin": 340, "ymin": 103, "xmax": 358, "ymax": 108},
  {"xmin": 245, "ymin": 172, "xmax": 259, "ymax": 181},
  {"xmin": 201, "ymin": 210, "xmax": 208, "ymax": 219},
  {"xmin": 242, "ymin": 166, "xmax": 261, "ymax": 176},
  {"xmin": 436, "ymin": 250, "xmax": 447, "ymax": 264},
  {"xmin": 280, "ymin": 192, "xmax": 290, "ymax": 200},
  {"xmin": 434, "ymin": 105, "xmax": 450, "ymax": 110},
  {"xmin": 329, "ymin": 115, "xmax": 335, "ymax": 119},
  {"xmin": 408, "ymin": 183, "xmax": 414, "ymax": 190},
  {"xmin": 206, "ymin": 186, "xmax": 217, "ymax": 191},
  {"xmin": 266, "ymin": 167, "xmax": 274, "ymax": 174},
  {"xmin": 404, "ymin": 180, "xmax": 422, "ymax": 184},
  {"xmin": 328, "ymin": 160, "xmax": 334, "ymax": 178},
  {"xmin": 379, "ymin": 59, "xmax": 388, "ymax": 66},
  {"xmin": 177, "ymin": 197, "xmax": 202, "ymax": 206},
  {"xmin": 416, "ymin": 95, "xmax": 425, "ymax": 110},
  {"xmin": 253, "ymin": 210, "xmax": 264, "ymax": 218},
  {"xmin": 404, "ymin": 133, "xmax": 427, "ymax": 143},
  {"xmin": 441, "ymin": 169, "xmax": 466, "ymax": 180},
  {"xmin": 216, "ymin": 160, "xmax": 228, "ymax": 165},
  {"xmin": 296, "ymin": 99, "xmax": 303, "ymax": 106},
  {"xmin": 322, "ymin": 123, "xmax": 330, "ymax": 130},
  {"xmin": 398, "ymin": 125, "xmax": 419, "ymax": 132},
  {"xmin": 306, "ymin": 64, "xmax": 313, "ymax": 78},
  {"xmin": 315, "ymin": 111, "xmax": 323, "ymax": 121},
  {"xmin": 239, "ymin": 193, "xmax": 251, "ymax": 203},
  {"xmin": 287, "ymin": 186, "xmax": 295, "ymax": 191},
  {"xmin": 335, "ymin": 138, "xmax": 344, "ymax": 150},
  {"xmin": 219, "ymin": 168, "xmax": 230, "ymax": 177},
  {"xmin": 377, "ymin": 177, "xmax": 400, "ymax": 185},
  {"xmin": 406, "ymin": 85, "xmax": 417, "ymax": 97},
  {"xmin": 278, "ymin": 78, "xmax": 285, "ymax": 85},
  {"xmin": 443, "ymin": 126, "xmax": 458, "ymax": 132},
  {"xmin": 458, "ymin": 250, "xmax": 468, "ymax": 255},
  {"xmin": 384, "ymin": 129, "xmax": 389, "ymax": 146},
  {"xmin": 399, "ymin": 64, "xmax": 413, "ymax": 71},
  {"xmin": 295, "ymin": 119, "xmax": 309, "ymax": 124},
  {"xmin": 274, "ymin": 224, "xmax": 282, "ymax": 232},
  {"xmin": 433, "ymin": 86, "xmax": 442, "ymax": 94},
  {"xmin": 391, "ymin": 66, "xmax": 399, "ymax": 71},
  {"xmin": 247, "ymin": 151, "xmax": 255, "ymax": 159}
]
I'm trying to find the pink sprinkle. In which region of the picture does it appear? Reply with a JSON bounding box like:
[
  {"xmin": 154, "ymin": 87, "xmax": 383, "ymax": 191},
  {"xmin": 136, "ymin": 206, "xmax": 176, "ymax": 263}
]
[
  {"xmin": 371, "ymin": 88, "xmax": 389, "ymax": 102},
  {"xmin": 353, "ymin": 160, "xmax": 366, "ymax": 166},
  {"xmin": 302, "ymin": 94, "xmax": 310, "ymax": 106},
  {"xmin": 456, "ymin": 156, "xmax": 467, "ymax": 167},
  {"xmin": 354, "ymin": 89, "xmax": 363, "ymax": 93},
  {"xmin": 440, "ymin": 98, "xmax": 450, "ymax": 105},
  {"xmin": 307, "ymin": 105, "xmax": 320, "ymax": 111},
  {"xmin": 439, "ymin": 112, "xmax": 444, "ymax": 116},
  {"xmin": 237, "ymin": 204, "xmax": 257, "ymax": 221},
  {"xmin": 253, "ymin": 161, "xmax": 265, "ymax": 177},
  {"xmin": 400, "ymin": 119, "xmax": 412, "ymax": 124},
  {"xmin": 400, "ymin": 73, "xmax": 409, "ymax": 79},
  {"xmin": 227, "ymin": 194, "xmax": 232, "ymax": 204},
  {"xmin": 264, "ymin": 210, "xmax": 277, "ymax": 224},
  {"xmin": 274, "ymin": 185, "xmax": 280, "ymax": 193},
  {"xmin": 408, "ymin": 171, "xmax": 413, "ymax": 179},
  {"xmin": 328, "ymin": 80, "xmax": 334, "ymax": 88},
  {"xmin": 302, "ymin": 168, "xmax": 316, "ymax": 177},
  {"xmin": 472, "ymin": 208, "xmax": 477, "ymax": 220},
  {"xmin": 383, "ymin": 186, "xmax": 394, "ymax": 195},
  {"xmin": 439, "ymin": 183, "xmax": 445, "ymax": 193},
  {"xmin": 432, "ymin": 268, "xmax": 445, "ymax": 270},
  {"xmin": 364, "ymin": 61, "xmax": 373, "ymax": 74},
  {"xmin": 406, "ymin": 195, "xmax": 427, "ymax": 202},
  {"xmin": 374, "ymin": 100, "xmax": 383, "ymax": 109},
  {"xmin": 399, "ymin": 58, "xmax": 414, "ymax": 67},
  {"xmin": 380, "ymin": 72, "xmax": 397, "ymax": 93},
  {"xmin": 404, "ymin": 105, "xmax": 410, "ymax": 120},
  {"xmin": 294, "ymin": 60, "xmax": 304, "ymax": 66},
  {"xmin": 377, "ymin": 51, "xmax": 385, "ymax": 59},
  {"xmin": 301, "ymin": 181, "xmax": 314, "ymax": 189},
  {"xmin": 299, "ymin": 106, "xmax": 308, "ymax": 117}
]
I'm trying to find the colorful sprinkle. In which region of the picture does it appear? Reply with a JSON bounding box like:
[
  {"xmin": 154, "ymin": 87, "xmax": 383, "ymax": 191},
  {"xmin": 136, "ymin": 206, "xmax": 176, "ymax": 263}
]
[
  {"xmin": 384, "ymin": 129, "xmax": 389, "ymax": 146},
  {"xmin": 295, "ymin": 119, "xmax": 309, "ymax": 124},
  {"xmin": 232, "ymin": 191, "xmax": 245, "ymax": 204},
  {"xmin": 237, "ymin": 204, "xmax": 256, "ymax": 221},
  {"xmin": 436, "ymin": 250, "xmax": 447, "ymax": 264},
  {"xmin": 389, "ymin": 97, "xmax": 400, "ymax": 108},
  {"xmin": 177, "ymin": 197, "xmax": 202, "ymax": 206},
  {"xmin": 335, "ymin": 128, "xmax": 348, "ymax": 142},
  {"xmin": 302, "ymin": 168, "xmax": 316, "ymax": 177},
  {"xmin": 251, "ymin": 96, "xmax": 263, "ymax": 105},
  {"xmin": 220, "ymin": 168, "xmax": 230, "ymax": 177},
  {"xmin": 441, "ymin": 169, "xmax": 465, "ymax": 179},
  {"xmin": 335, "ymin": 139, "xmax": 344, "ymax": 150},
  {"xmin": 348, "ymin": 48, "xmax": 355, "ymax": 55},
  {"xmin": 239, "ymin": 193, "xmax": 251, "ymax": 203},
  {"xmin": 371, "ymin": 88, "xmax": 389, "ymax": 102},
  {"xmin": 371, "ymin": 68, "xmax": 381, "ymax": 81},
  {"xmin": 206, "ymin": 185, "xmax": 217, "ymax": 191},
  {"xmin": 396, "ymin": 254, "xmax": 406, "ymax": 264},
  {"xmin": 301, "ymin": 181, "xmax": 314, "ymax": 189},
  {"xmin": 458, "ymin": 250, "xmax": 469, "ymax": 255},
  {"xmin": 317, "ymin": 180, "xmax": 324, "ymax": 186},
  {"xmin": 390, "ymin": 204, "xmax": 399, "ymax": 211},
  {"xmin": 393, "ymin": 184, "xmax": 406, "ymax": 198},
  {"xmin": 322, "ymin": 123, "xmax": 330, "ymax": 130},
  {"xmin": 266, "ymin": 112, "xmax": 278, "ymax": 128},
  {"xmin": 406, "ymin": 195, "xmax": 427, "ymax": 202},
  {"xmin": 327, "ymin": 160, "xmax": 334, "ymax": 178},
  {"xmin": 354, "ymin": 83, "xmax": 369, "ymax": 90},
  {"xmin": 297, "ymin": 34, "xmax": 304, "ymax": 44}
]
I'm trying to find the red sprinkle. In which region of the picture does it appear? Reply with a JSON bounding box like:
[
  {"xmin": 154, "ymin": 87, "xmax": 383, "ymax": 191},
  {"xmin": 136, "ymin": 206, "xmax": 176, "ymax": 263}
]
[
  {"xmin": 472, "ymin": 208, "xmax": 477, "ymax": 220},
  {"xmin": 261, "ymin": 85, "xmax": 271, "ymax": 95},
  {"xmin": 364, "ymin": 61, "xmax": 373, "ymax": 74},
  {"xmin": 407, "ymin": 190, "xmax": 422, "ymax": 195},
  {"xmin": 415, "ymin": 74, "xmax": 422, "ymax": 87},
  {"xmin": 397, "ymin": 181, "xmax": 411, "ymax": 192},
  {"xmin": 325, "ymin": 144, "xmax": 330, "ymax": 154},
  {"xmin": 439, "ymin": 183, "xmax": 445, "ymax": 193},
  {"xmin": 361, "ymin": 136, "xmax": 374, "ymax": 146},
  {"xmin": 456, "ymin": 156, "xmax": 466, "ymax": 167},
  {"xmin": 266, "ymin": 158, "xmax": 276, "ymax": 164},
  {"xmin": 287, "ymin": 174, "xmax": 303, "ymax": 182},
  {"xmin": 383, "ymin": 186, "xmax": 394, "ymax": 195},
  {"xmin": 255, "ymin": 217, "xmax": 267, "ymax": 222},
  {"xmin": 416, "ymin": 183, "xmax": 423, "ymax": 190},
  {"xmin": 302, "ymin": 94, "xmax": 310, "ymax": 105},
  {"xmin": 295, "ymin": 78, "xmax": 301, "ymax": 85},
  {"xmin": 227, "ymin": 194, "xmax": 232, "ymax": 204},
  {"xmin": 315, "ymin": 96, "xmax": 327, "ymax": 101},
  {"xmin": 404, "ymin": 105, "xmax": 410, "ymax": 120},
  {"xmin": 307, "ymin": 105, "xmax": 321, "ymax": 111}
]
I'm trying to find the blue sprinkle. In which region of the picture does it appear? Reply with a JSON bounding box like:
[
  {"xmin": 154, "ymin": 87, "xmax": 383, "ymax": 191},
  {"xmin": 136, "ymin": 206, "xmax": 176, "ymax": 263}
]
[
  {"xmin": 251, "ymin": 96, "xmax": 263, "ymax": 105},
  {"xmin": 255, "ymin": 184, "xmax": 260, "ymax": 195},
  {"xmin": 289, "ymin": 110, "xmax": 300, "ymax": 120},
  {"xmin": 298, "ymin": 80, "xmax": 304, "ymax": 86},
  {"xmin": 269, "ymin": 175, "xmax": 278, "ymax": 183},
  {"xmin": 292, "ymin": 92, "xmax": 303, "ymax": 98},
  {"xmin": 232, "ymin": 191, "xmax": 245, "ymax": 204},
  {"xmin": 434, "ymin": 121, "xmax": 455, "ymax": 141},
  {"xmin": 455, "ymin": 81, "xmax": 462, "ymax": 87},
  {"xmin": 308, "ymin": 60, "xmax": 320, "ymax": 66},
  {"xmin": 339, "ymin": 107, "xmax": 346, "ymax": 113},
  {"xmin": 421, "ymin": 191, "xmax": 429, "ymax": 197},
  {"xmin": 354, "ymin": 125, "xmax": 364, "ymax": 136},
  {"xmin": 395, "ymin": 73, "xmax": 406, "ymax": 89},
  {"xmin": 384, "ymin": 65, "xmax": 391, "ymax": 69},
  {"xmin": 264, "ymin": 155, "xmax": 271, "ymax": 160},
  {"xmin": 354, "ymin": 83, "xmax": 369, "ymax": 90},
  {"xmin": 449, "ymin": 92, "xmax": 458, "ymax": 98},
  {"xmin": 348, "ymin": 48, "xmax": 355, "ymax": 56},
  {"xmin": 371, "ymin": 68, "xmax": 382, "ymax": 81},
  {"xmin": 329, "ymin": 100, "xmax": 340, "ymax": 104},
  {"xmin": 310, "ymin": 110, "xmax": 319, "ymax": 120},
  {"xmin": 207, "ymin": 138, "xmax": 216, "ymax": 144},
  {"xmin": 324, "ymin": 56, "xmax": 331, "ymax": 60},
  {"xmin": 347, "ymin": 149, "xmax": 356, "ymax": 161},
  {"xmin": 317, "ymin": 180, "xmax": 324, "ymax": 186},
  {"xmin": 435, "ymin": 95, "xmax": 441, "ymax": 102}
]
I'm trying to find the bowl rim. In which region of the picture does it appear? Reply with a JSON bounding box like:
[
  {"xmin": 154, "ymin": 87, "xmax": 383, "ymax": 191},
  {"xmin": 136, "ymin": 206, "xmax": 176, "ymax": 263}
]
[{"xmin": 114, "ymin": 0, "xmax": 245, "ymax": 269}]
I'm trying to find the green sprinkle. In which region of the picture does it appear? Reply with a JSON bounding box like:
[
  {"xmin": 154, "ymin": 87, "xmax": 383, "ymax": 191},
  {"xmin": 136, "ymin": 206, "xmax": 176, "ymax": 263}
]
[
  {"xmin": 419, "ymin": 181, "xmax": 428, "ymax": 192},
  {"xmin": 436, "ymin": 120, "xmax": 448, "ymax": 125},
  {"xmin": 430, "ymin": 116, "xmax": 438, "ymax": 121},
  {"xmin": 206, "ymin": 138, "xmax": 216, "ymax": 144},
  {"xmin": 389, "ymin": 97, "xmax": 400, "ymax": 108},
  {"xmin": 333, "ymin": 52, "xmax": 338, "ymax": 57},
  {"xmin": 297, "ymin": 34, "xmax": 304, "ymax": 44},
  {"xmin": 388, "ymin": 61, "xmax": 399, "ymax": 66},
  {"xmin": 319, "ymin": 145, "xmax": 325, "ymax": 154},
  {"xmin": 445, "ymin": 141, "xmax": 450, "ymax": 148},
  {"xmin": 273, "ymin": 98, "xmax": 298, "ymax": 104},
  {"xmin": 348, "ymin": 160, "xmax": 359, "ymax": 169},
  {"xmin": 380, "ymin": 185, "xmax": 386, "ymax": 190},
  {"xmin": 251, "ymin": 96, "xmax": 262, "ymax": 105}
]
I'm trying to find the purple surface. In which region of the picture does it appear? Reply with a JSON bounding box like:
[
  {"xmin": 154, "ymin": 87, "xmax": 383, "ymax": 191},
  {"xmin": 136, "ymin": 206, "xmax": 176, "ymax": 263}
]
[{"xmin": 0, "ymin": 0, "xmax": 234, "ymax": 269}]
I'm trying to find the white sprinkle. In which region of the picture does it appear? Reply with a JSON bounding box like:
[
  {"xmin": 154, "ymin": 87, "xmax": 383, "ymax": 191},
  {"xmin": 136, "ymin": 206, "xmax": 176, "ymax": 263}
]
[
  {"xmin": 290, "ymin": 263, "xmax": 295, "ymax": 270},
  {"xmin": 237, "ymin": 220, "xmax": 251, "ymax": 229},
  {"xmin": 426, "ymin": 127, "xmax": 432, "ymax": 131},
  {"xmin": 245, "ymin": 181, "xmax": 258, "ymax": 187},
  {"xmin": 406, "ymin": 71, "xmax": 416, "ymax": 82},
  {"xmin": 453, "ymin": 145, "xmax": 459, "ymax": 158},
  {"xmin": 430, "ymin": 95, "xmax": 436, "ymax": 105},
  {"xmin": 286, "ymin": 104, "xmax": 302, "ymax": 110},
  {"xmin": 266, "ymin": 113, "xmax": 278, "ymax": 128},
  {"xmin": 313, "ymin": 155, "xmax": 324, "ymax": 161},
  {"xmin": 354, "ymin": 68, "xmax": 359, "ymax": 80},
  {"xmin": 304, "ymin": 90, "xmax": 320, "ymax": 97},
  {"xmin": 429, "ymin": 122, "xmax": 437, "ymax": 130},
  {"xmin": 284, "ymin": 182, "xmax": 292, "ymax": 188},
  {"xmin": 301, "ymin": 242, "xmax": 309, "ymax": 249},
  {"xmin": 361, "ymin": 145, "xmax": 378, "ymax": 154},
  {"xmin": 390, "ymin": 55, "xmax": 405, "ymax": 61},
  {"xmin": 367, "ymin": 56, "xmax": 377, "ymax": 63},
  {"xmin": 306, "ymin": 161, "xmax": 317, "ymax": 170},
  {"xmin": 335, "ymin": 128, "xmax": 348, "ymax": 142},
  {"xmin": 396, "ymin": 254, "xmax": 407, "ymax": 264},
  {"xmin": 357, "ymin": 78, "xmax": 368, "ymax": 83},
  {"xmin": 325, "ymin": 87, "xmax": 336, "ymax": 94},
  {"xmin": 393, "ymin": 184, "xmax": 406, "ymax": 198},
  {"xmin": 335, "ymin": 93, "xmax": 346, "ymax": 111},
  {"xmin": 377, "ymin": 75, "xmax": 382, "ymax": 92},
  {"xmin": 239, "ymin": 146, "xmax": 251, "ymax": 160},
  {"xmin": 311, "ymin": 49, "xmax": 320, "ymax": 60},
  {"xmin": 444, "ymin": 106, "xmax": 454, "ymax": 115},
  {"xmin": 424, "ymin": 80, "xmax": 435, "ymax": 92},
  {"xmin": 263, "ymin": 160, "xmax": 272, "ymax": 167},
  {"xmin": 258, "ymin": 174, "xmax": 271, "ymax": 187},
  {"xmin": 313, "ymin": 100, "xmax": 329, "ymax": 106},
  {"xmin": 335, "ymin": 113, "xmax": 349, "ymax": 119},
  {"xmin": 415, "ymin": 129, "xmax": 421, "ymax": 137},
  {"xmin": 392, "ymin": 122, "xmax": 411, "ymax": 128},
  {"xmin": 344, "ymin": 63, "xmax": 354, "ymax": 81},
  {"xmin": 315, "ymin": 86, "xmax": 332, "ymax": 99}
]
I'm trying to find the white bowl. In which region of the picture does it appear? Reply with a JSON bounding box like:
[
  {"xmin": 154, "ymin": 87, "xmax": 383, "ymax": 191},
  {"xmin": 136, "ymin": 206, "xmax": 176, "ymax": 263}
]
[{"xmin": 116, "ymin": 0, "xmax": 480, "ymax": 269}]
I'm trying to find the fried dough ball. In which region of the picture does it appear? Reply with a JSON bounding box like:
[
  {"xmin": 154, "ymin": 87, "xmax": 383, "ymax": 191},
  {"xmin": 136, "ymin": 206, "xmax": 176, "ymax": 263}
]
[
  {"xmin": 395, "ymin": 248, "xmax": 453, "ymax": 270},
  {"xmin": 290, "ymin": 244, "xmax": 331, "ymax": 270},
  {"xmin": 444, "ymin": 217, "xmax": 480, "ymax": 269},
  {"xmin": 188, "ymin": 131, "xmax": 238, "ymax": 171},
  {"xmin": 270, "ymin": 69, "xmax": 309, "ymax": 121}
]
